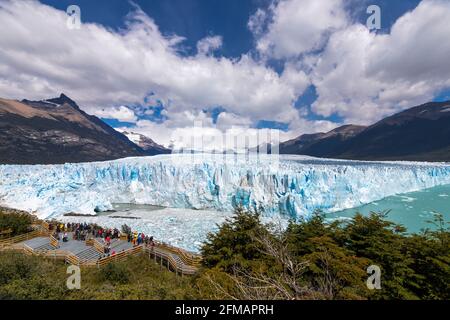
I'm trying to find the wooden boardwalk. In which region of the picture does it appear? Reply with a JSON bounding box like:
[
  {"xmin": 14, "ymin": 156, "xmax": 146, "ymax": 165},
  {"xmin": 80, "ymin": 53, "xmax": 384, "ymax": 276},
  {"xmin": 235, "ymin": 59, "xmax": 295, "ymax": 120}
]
[{"xmin": 0, "ymin": 220, "xmax": 201, "ymax": 275}]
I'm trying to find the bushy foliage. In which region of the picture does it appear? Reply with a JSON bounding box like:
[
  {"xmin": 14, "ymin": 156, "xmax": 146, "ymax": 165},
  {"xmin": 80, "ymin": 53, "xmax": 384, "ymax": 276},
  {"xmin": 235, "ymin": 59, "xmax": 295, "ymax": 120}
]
[
  {"xmin": 201, "ymin": 207, "xmax": 270, "ymax": 271},
  {"xmin": 198, "ymin": 210, "xmax": 450, "ymax": 300},
  {"xmin": 0, "ymin": 208, "xmax": 448, "ymax": 300},
  {"xmin": 0, "ymin": 210, "xmax": 33, "ymax": 237},
  {"xmin": 100, "ymin": 262, "xmax": 130, "ymax": 284},
  {"xmin": 0, "ymin": 253, "xmax": 198, "ymax": 300},
  {"xmin": 0, "ymin": 252, "xmax": 68, "ymax": 299}
]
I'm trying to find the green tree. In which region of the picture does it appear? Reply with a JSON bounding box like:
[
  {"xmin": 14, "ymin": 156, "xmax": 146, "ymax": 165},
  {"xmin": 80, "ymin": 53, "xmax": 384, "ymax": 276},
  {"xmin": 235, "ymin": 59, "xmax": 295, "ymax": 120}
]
[
  {"xmin": 0, "ymin": 210, "xmax": 33, "ymax": 236},
  {"xmin": 340, "ymin": 212, "xmax": 418, "ymax": 299},
  {"xmin": 201, "ymin": 207, "xmax": 269, "ymax": 271},
  {"xmin": 403, "ymin": 213, "xmax": 450, "ymax": 299}
]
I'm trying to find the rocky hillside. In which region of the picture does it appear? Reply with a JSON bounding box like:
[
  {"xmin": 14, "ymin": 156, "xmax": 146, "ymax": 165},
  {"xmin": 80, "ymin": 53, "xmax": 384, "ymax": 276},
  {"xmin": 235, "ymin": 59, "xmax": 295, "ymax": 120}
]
[
  {"xmin": 0, "ymin": 94, "xmax": 148, "ymax": 164},
  {"xmin": 280, "ymin": 101, "xmax": 450, "ymax": 161}
]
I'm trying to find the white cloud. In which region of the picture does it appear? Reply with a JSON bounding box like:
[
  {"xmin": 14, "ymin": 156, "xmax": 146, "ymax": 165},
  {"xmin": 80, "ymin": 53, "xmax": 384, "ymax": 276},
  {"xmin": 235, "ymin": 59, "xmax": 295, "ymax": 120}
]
[
  {"xmin": 0, "ymin": 0, "xmax": 306, "ymax": 129},
  {"xmin": 196, "ymin": 35, "xmax": 223, "ymax": 55},
  {"xmin": 216, "ymin": 112, "xmax": 252, "ymax": 130},
  {"xmin": 252, "ymin": 0, "xmax": 348, "ymax": 59},
  {"xmin": 1, "ymin": 0, "xmax": 449, "ymax": 148},
  {"xmin": 119, "ymin": 106, "xmax": 334, "ymax": 149},
  {"xmin": 92, "ymin": 106, "xmax": 137, "ymax": 122},
  {"xmin": 129, "ymin": 119, "xmax": 298, "ymax": 151},
  {"xmin": 310, "ymin": 0, "xmax": 450, "ymax": 124},
  {"xmin": 248, "ymin": 8, "xmax": 267, "ymax": 35}
]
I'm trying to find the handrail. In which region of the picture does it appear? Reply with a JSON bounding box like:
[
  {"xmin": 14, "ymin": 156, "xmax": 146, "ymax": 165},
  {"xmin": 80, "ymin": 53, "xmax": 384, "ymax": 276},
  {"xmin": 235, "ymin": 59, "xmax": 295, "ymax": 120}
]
[
  {"xmin": 95, "ymin": 245, "xmax": 143, "ymax": 267},
  {"xmin": 0, "ymin": 229, "xmax": 43, "ymax": 245},
  {"xmin": 0, "ymin": 217, "xmax": 200, "ymax": 274},
  {"xmin": 64, "ymin": 252, "xmax": 81, "ymax": 266},
  {"xmin": 0, "ymin": 228, "xmax": 13, "ymax": 236},
  {"xmin": 31, "ymin": 220, "xmax": 51, "ymax": 234},
  {"xmin": 41, "ymin": 221, "xmax": 50, "ymax": 231},
  {"xmin": 154, "ymin": 241, "xmax": 202, "ymax": 266},
  {"xmin": 50, "ymin": 235, "xmax": 59, "ymax": 248},
  {"xmin": 92, "ymin": 239, "xmax": 105, "ymax": 254},
  {"xmin": 22, "ymin": 243, "xmax": 35, "ymax": 255},
  {"xmin": 145, "ymin": 246, "xmax": 198, "ymax": 275}
]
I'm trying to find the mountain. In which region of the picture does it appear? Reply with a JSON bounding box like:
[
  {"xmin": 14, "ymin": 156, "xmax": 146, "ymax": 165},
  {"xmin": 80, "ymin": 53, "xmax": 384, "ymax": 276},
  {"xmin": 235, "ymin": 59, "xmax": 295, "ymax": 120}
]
[
  {"xmin": 118, "ymin": 130, "xmax": 171, "ymax": 155},
  {"xmin": 280, "ymin": 101, "xmax": 450, "ymax": 161},
  {"xmin": 280, "ymin": 125, "xmax": 366, "ymax": 157},
  {"xmin": 0, "ymin": 94, "xmax": 154, "ymax": 164}
]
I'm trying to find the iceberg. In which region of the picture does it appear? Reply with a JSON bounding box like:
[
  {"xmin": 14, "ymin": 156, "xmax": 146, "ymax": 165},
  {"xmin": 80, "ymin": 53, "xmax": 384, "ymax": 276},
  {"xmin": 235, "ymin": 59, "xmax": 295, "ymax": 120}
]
[{"xmin": 1, "ymin": 154, "xmax": 450, "ymax": 220}]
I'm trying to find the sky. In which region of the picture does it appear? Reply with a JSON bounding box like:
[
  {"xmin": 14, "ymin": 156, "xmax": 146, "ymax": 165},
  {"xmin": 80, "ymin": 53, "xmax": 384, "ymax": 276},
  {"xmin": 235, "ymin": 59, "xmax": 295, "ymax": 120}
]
[{"xmin": 0, "ymin": 0, "xmax": 449, "ymax": 148}]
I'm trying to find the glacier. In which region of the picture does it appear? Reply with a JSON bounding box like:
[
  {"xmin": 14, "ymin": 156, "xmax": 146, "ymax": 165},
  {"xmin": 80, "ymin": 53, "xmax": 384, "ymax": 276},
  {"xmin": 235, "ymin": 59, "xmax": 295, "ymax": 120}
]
[{"xmin": 1, "ymin": 154, "xmax": 450, "ymax": 220}]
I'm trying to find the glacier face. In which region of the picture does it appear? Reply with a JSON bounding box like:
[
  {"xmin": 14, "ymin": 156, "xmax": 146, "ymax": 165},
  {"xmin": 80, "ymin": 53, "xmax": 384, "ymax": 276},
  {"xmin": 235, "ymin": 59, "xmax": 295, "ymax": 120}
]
[{"xmin": 1, "ymin": 154, "xmax": 450, "ymax": 221}]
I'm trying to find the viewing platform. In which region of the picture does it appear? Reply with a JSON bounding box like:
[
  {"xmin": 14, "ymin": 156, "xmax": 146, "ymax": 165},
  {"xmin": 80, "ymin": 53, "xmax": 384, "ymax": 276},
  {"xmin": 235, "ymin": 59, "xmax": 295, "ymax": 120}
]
[{"xmin": 0, "ymin": 219, "xmax": 201, "ymax": 276}]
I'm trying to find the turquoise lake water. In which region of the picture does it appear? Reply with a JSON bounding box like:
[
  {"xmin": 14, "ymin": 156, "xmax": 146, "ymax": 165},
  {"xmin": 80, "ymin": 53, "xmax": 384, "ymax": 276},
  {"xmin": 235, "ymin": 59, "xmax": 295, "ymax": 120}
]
[{"xmin": 327, "ymin": 184, "xmax": 450, "ymax": 233}]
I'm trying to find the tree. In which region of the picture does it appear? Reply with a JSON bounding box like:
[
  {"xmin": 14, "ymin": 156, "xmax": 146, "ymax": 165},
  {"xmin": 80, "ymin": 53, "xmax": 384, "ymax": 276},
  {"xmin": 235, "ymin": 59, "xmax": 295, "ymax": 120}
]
[
  {"xmin": 340, "ymin": 212, "xmax": 418, "ymax": 299},
  {"xmin": 0, "ymin": 210, "xmax": 33, "ymax": 236},
  {"xmin": 201, "ymin": 207, "xmax": 269, "ymax": 271},
  {"xmin": 403, "ymin": 213, "xmax": 450, "ymax": 299}
]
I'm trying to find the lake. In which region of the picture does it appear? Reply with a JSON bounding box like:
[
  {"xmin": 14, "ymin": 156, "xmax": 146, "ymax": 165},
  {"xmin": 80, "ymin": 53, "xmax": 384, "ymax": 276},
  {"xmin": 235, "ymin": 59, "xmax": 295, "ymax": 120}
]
[{"xmin": 327, "ymin": 184, "xmax": 450, "ymax": 233}]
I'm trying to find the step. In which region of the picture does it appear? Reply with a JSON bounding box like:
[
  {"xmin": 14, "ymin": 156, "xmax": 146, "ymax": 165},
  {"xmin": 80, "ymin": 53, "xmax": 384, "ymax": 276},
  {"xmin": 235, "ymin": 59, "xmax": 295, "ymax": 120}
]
[
  {"xmin": 111, "ymin": 241, "xmax": 133, "ymax": 252},
  {"xmin": 75, "ymin": 247, "xmax": 102, "ymax": 262},
  {"xmin": 23, "ymin": 237, "xmax": 51, "ymax": 249},
  {"xmin": 34, "ymin": 243, "xmax": 56, "ymax": 252}
]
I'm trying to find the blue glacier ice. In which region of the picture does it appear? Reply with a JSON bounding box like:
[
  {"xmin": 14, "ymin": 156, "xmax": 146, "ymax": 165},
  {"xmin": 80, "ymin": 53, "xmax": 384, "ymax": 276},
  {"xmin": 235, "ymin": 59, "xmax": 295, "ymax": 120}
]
[{"xmin": 1, "ymin": 154, "xmax": 450, "ymax": 221}]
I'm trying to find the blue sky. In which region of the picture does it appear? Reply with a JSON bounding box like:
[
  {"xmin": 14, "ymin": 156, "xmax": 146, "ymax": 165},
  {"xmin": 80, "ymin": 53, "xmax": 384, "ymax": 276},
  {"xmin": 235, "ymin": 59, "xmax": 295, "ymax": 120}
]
[
  {"xmin": 41, "ymin": 0, "xmax": 422, "ymax": 58},
  {"xmin": 1, "ymin": 0, "xmax": 449, "ymax": 147},
  {"xmin": 42, "ymin": 0, "xmax": 448, "ymax": 126},
  {"xmin": 41, "ymin": 0, "xmax": 271, "ymax": 57}
]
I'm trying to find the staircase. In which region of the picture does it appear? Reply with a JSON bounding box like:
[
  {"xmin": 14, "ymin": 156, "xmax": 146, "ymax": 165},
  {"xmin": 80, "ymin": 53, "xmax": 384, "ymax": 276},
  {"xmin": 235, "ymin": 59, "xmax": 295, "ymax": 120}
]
[
  {"xmin": 170, "ymin": 253, "xmax": 185, "ymax": 269},
  {"xmin": 1, "ymin": 218, "xmax": 201, "ymax": 274},
  {"xmin": 110, "ymin": 239, "xmax": 133, "ymax": 252},
  {"xmin": 76, "ymin": 247, "xmax": 102, "ymax": 262},
  {"xmin": 23, "ymin": 237, "xmax": 54, "ymax": 250},
  {"xmin": 34, "ymin": 243, "xmax": 56, "ymax": 252}
]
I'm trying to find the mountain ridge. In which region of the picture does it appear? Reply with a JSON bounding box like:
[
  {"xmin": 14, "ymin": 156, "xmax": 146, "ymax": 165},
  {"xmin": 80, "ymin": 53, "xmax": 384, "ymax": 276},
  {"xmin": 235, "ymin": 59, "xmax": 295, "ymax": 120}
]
[
  {"xmin": 117, "ymin": 130, "xmax": 171, "ymax": 155},
  {"xmin": 0, "ymin": 94, "xmax": 167, "ymax": 164},
  {"xmin": 279, "ymin": 101, "xmax": 450, "ymax": 161}
]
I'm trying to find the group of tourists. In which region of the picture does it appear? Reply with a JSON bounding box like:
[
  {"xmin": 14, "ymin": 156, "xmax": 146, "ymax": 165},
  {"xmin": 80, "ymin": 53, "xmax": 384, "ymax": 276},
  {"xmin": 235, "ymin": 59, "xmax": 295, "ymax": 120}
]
[
  {"xmin": 49, "ymin": 221, "xmax": 156, "ymax": 253},
  {"xmin": 127, "ymin": 231, "xmax": 155, "ymax": 248},
  {"xmin": 51, "ymin": 222, "xmax": 121, "ymax": 241}
]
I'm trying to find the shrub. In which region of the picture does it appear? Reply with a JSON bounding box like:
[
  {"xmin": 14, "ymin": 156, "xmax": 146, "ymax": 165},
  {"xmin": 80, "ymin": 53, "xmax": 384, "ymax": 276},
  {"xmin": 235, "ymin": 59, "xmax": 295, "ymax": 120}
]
[
  {"xmin": 100, "ymin": 262, "xmax": 130, "ymax": 284},
  {"xmin": 0, "ymin": 210, "xmax": 33, "ymax": 236}
]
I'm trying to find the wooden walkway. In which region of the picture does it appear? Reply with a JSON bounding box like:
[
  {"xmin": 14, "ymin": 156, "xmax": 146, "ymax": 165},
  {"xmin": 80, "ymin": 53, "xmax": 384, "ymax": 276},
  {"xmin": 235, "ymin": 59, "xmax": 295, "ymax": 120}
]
[{"xmin": 0, "ymin": 220, "xmax": 201, "ymax": 275}]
